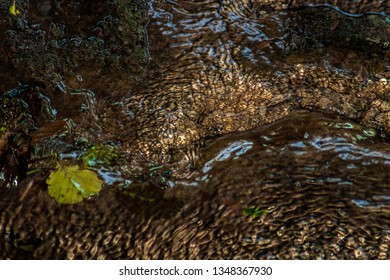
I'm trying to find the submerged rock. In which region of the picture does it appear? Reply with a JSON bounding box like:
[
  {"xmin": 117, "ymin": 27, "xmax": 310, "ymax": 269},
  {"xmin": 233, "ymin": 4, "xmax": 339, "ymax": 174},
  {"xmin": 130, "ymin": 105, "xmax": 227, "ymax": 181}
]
[{"xmin": 110, "ymin": 0, "xmax": 390, "ymax": 163}]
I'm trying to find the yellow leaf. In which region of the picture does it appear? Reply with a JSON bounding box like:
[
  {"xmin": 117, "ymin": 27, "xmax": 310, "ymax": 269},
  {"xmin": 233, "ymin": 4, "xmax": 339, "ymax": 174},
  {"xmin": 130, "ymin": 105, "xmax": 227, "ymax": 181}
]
[
  {"xmin": 9, "ymin": 1, "xmax": 21, "ymax": 16},
  {"xmin": 47, "ymin": 164, "xmax": 102, "ymax": 204}
]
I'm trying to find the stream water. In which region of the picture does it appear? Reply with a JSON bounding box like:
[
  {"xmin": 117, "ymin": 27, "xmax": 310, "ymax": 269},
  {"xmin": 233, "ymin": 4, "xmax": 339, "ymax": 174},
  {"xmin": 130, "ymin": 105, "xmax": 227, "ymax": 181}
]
[
  {"xmin": 173, "ymin": 110, "xmax": 390, "ymax": 259},
  {"xmin": 1, "ymin": 0, "xmax": 390, "ymax": 259}
]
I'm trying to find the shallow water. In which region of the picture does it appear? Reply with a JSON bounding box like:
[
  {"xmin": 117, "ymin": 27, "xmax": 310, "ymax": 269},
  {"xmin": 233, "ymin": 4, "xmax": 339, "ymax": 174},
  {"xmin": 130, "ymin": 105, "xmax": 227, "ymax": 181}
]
[
  {"xmin": 119, "ymin": 0, "xmax": 390, "ymax": 160},
  {"xmin": 1, "ymin": 0, "xmax": 390, "ymax": 259},
  {"xmin": 172, "ymin": 111, "xmax": 390, "ymax": 259}
]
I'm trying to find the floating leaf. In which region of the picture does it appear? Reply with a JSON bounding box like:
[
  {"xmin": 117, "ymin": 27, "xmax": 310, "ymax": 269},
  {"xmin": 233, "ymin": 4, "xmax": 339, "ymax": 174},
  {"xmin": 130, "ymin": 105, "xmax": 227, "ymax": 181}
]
[
  {"xmin": 243, "ymin": 206, "xmax": 268, "ymax": 219},
  {"xmin": 9, "ymin": 0, "xmax": 21, "ymax": 16},
  {"xmin": 47, "ymin": 164, "xmax": 102, "ymax": 204}
]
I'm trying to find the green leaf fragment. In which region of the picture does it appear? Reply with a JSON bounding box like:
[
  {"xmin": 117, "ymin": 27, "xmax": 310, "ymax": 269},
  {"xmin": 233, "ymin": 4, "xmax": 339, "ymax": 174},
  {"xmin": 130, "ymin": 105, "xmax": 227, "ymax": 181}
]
[
  {"xmin": 243, "ymin": 206, "xmax": 268, "ymax": 218},
  {"xmin": 122, "ymin": 190, "xmax": 156, "ymax": 202},
  {"xmin": 26, "ymin": 168, "xmax": 41, "ymax": 176},
  {"xmin": 47, "ymin": 164, "xmax": 102, "ymax": 204},
  {"xmin": 82, "ymin": 144, "xmax": 122, "ymax": 168},
  {"xmin": 9, "ymin": 0, "xmax": 21, "ymax": 16}
]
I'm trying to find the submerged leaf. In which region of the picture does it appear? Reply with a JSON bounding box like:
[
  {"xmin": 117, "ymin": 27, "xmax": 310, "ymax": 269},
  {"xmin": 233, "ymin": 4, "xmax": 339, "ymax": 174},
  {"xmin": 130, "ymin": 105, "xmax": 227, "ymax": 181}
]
[
  {"xmin": 47, "ymin": 164, "xmax": 102, "ymax": 204},
  {"xmin": 82, "ymin": 144, "xmax": 122, "ymax": 168},
  {"xmin": 243, "ymin": 206, "xmax": 268, "ymax": 219}
]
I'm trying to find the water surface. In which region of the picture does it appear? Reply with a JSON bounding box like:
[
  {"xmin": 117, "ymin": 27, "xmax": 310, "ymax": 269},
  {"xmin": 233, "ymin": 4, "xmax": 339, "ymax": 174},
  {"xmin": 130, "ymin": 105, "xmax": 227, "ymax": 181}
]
[{"xmin": 1, "ymin": 0, "xmax": 390, "ymax": 259}]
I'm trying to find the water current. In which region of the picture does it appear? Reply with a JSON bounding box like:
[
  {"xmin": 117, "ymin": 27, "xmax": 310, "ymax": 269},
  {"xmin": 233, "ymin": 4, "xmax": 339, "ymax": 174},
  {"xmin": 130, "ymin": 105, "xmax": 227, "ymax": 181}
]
[
  {"xmin": 106, "ymin": 0, "xmax": 390, "ymax": 259},
  {"xmin": 1, "ymin": 0, "xmax": 390, "ymax": 259},
  {"xmin": 174, "ymin": 111, "xmax": 390, "ymax": 259}
]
